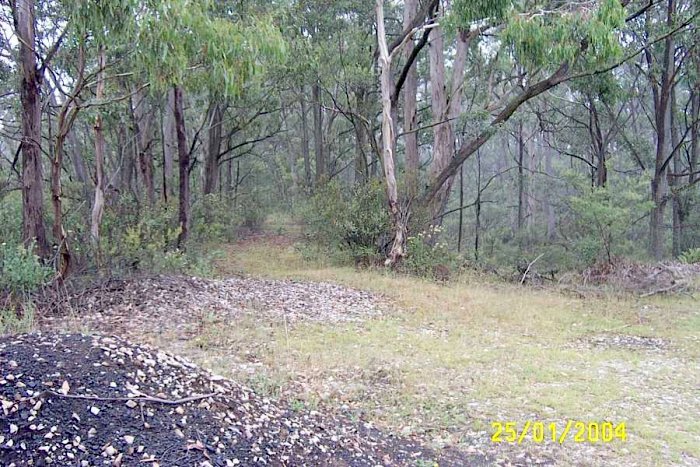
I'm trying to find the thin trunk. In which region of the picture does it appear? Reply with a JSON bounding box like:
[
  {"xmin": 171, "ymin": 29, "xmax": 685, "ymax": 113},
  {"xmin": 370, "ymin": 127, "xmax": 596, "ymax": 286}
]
[
  {"xmin": 299, "ymin": 89, "xmax": 312, "ymax": 190},
  {"xmin": 670, "ymin": 86, "xmax": 681, "ymax": 257},
  {"xmin": 312, "ymin": 81, "xmax": 325, "ymax": 185},
  {"xmin": 173, "ymin": 85, "xmax": 189, "ymax": 248},
  {"xmin": 90, "ymin": 46, "xmax": 107, "ymax": 261},
  {"xmin": 517, "ymin": 121, "xmax": 526, "ymax": 235},
  {"xmin": 15, "ymin": 0, "xmax": 48, "ymax": 257},
  {"xmin": 50, "ymin": 44, "xmax": 85, "ymax": 280},
  {"xmin": 589, "ymin": 96, "xmax": 607, "ymax": 187},
  {"xmin": 544, "ymin": 138, "xmax": 557, "ymax": 241},
  {"xmin": 204, "ymin": 101, "xmax": 223, "ymax": 195},
  {"xmin": 353, "ymin": 86, "xmax": 369, "ymax": 185},
  {"xmin": 377, "ymin": 0, "xmax": 406, "ymax": 266},
  {"xmin": 403, "ymin": 0, "xmax": 420, "ymax": 197},
  {"xmin": 131, "ymin": 87, "xmax": 155, "ymax": 205},
  {"xmin": 474, "ymin": 151, "xmax": 482, "ymax": 262},
  {"xmin": 457, "ymin": 163, "xmax": 463, "ymax": 253},
  {"xmin": 163, "ymin": 87, "xmax": 176, "ymax": 201},
  {"xmin": 648, "ymin": 0, "xmax": 675, "ymax": 260}
]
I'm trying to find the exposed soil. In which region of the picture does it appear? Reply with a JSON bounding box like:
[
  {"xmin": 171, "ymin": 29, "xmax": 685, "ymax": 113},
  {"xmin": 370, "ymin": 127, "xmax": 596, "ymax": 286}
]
[{"xmin": 0, "ymin": 332, "xmax": 491, "ymax": 466}]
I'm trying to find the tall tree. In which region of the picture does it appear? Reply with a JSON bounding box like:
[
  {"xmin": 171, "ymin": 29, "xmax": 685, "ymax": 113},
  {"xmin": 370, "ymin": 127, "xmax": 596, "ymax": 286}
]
[{"xmin": 13, "ymin": 0, "xmax": 48, "ymax": 257}]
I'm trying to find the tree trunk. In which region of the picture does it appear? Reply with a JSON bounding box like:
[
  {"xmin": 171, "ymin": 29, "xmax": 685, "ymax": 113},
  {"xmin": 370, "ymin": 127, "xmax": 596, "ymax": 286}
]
[
  {"xmin": 299, "ymin": 88, "xmax": 312, "ymax": 190},
  {"xmin": 588, "ymin": 96, "xmax": 607, "ymax": 187},
  {"xmin": 204, "ymin": 101, "xmax": 223, "ymax": 195},
  {"xmin": 49, "ymin": 43, "xmax": 85, "ymax": 280},
  {"xmin": 425, "ymin": 21, "xmax": 469, "ymax": 221},
  {"xmin": 173, "ymin": 85, "xmax": 190, "ymax": 248},
  {"xmin": 647, "ymin": 0, "xmax": 675, "ymax": 260},
  {"xmin": 353, "ymin": 86, "xmax": 369, "ymax": 185},
  {"xmin": 474, "ymin": 151, "xmax": 482, "ymax": 262},
  {"xmin": 162, "ymin": 87, "xmax": 177, "ymax": 202},
  {"xmin": 15, "ymin": 0, "xmax": 48, "ymax": 257},
  {"xmin": 517, "ymin": 121, "xmax": 526, "ymax": 235},
  {"xmin": 457, "ymin": 163, "xmax": 464, "ymax": 253},
  {"xmin": 377, "ymin": 0, "xmax": 406, "ymax": 266},
  {"xmin": 403, "ymin": 0, "xmax": 420, "ymax": 198},
  {"xmin": 669, "ymin": 86, "xmax": 682, "ymax": 257},
  {"xmin": 90, "ymin": 46, "xmax": 107, "ymax": 261},
  {"xmin": 131, "ymin": 87, "xmax": 155, "ymax": 205},
  {"xmin": 312, "ymin": 81, "xmax": 325, "ymax": 185},
  {"xmin": 544, "ymin": 137, "xmax": 557, "ymax": 241}
]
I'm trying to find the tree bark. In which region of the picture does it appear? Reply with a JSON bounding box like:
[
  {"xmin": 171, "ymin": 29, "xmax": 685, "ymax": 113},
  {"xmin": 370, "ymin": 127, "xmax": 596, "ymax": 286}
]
[
  {"xmin": 204, "ymin": 101, "xmax": 223, "ymax": 195},
  {"xmin": 131, "ymin": 87, "xmax": 155, "ymax": 205},
  {"xmin": 426, "ymin": 21, "xmax": 469, "ymax": 221},
  {"xmin": 49, "ymin": 43, "xmax": 85, "ymax": 280},
  {"xmin": 299, "ymin": 88, "xmax": 312, "ymax": 190},
  {"xmin": 517, "ymin": 121, "xmax": 526, "ymax": 235},
  {"xmin": 14, "ymin": 0, "xmax": 49, "ymax": 257},
  {"xmin": 173, "ymin": 85, "xmax": 190, "ymax": 248},
  {"xmin": 162, "ymin": 87, "xmax": 177, "ymax": 202},
  {"xmin": 377, "ymin": 0, "xmax": 407, "ymax": 266},
  {"xmin": 90, "ymin": 46, "xmax": 107, "ymax": 261},
  {"xmin": 353, "ymin": 86, "xmax": 369, "ymax": 185},
  {"xmin": 403, "ymin": 0, "xmax": 420, "ymax": 197},
  {"xmin": 312, "ymin": 81, "xmax": 325, "ymax": 185},
  {"xmin": 647, "ymin": 0, "xmax": 675, "ymax": 260}
]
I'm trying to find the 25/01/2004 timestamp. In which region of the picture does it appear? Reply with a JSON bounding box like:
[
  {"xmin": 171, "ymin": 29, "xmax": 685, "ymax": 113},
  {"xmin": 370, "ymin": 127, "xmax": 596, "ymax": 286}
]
[{"xmin": 491, "ymin": 421, "xmax": 627, "ymax": 444}]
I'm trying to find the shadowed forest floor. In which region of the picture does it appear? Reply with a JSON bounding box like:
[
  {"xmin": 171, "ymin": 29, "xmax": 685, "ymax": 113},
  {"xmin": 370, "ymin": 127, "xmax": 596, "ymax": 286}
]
[{"xmin": 41, "ymin": 228, "xmax": 700, "ymax": 466}]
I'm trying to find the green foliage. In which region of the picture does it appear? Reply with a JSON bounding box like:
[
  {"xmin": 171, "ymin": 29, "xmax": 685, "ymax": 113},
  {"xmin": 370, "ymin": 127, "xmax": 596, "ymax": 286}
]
[
  {"xmin": 0, "ymin": 192, "xmax": 22, "ymax": 247},
  {"xmin": 404, "ymin": 225, "xmax": 453, "ymax": 279},
  {"xmin": 566, "ymin": 179, "xmax": 653, "ymax": 266},
  {"xmin": 191, "ymin": 195, "xmax": 238, "ymax": 242},
  {"xmin": 503, "ymin": 0, "xmax": 624, "ymax": 69},
  {"xmin": 0, "ymin": 242, "xmax": 52, "ymax": 295},
  {"xmin": 0, "ymin": 305, "xmax": 34, "ymax": 336},
  {"xmin": 103, "ymin": 202, "xmax": 180, "ymax": 272},
  {"xmin": 678, "ymin": 248, "xmax": 700, "ymax": 264},
  {"xmin": 449, "ymin": 0, "xmax": 510, "ymax": 29},
  {"xmin": 302, "ymin": 180, "xmax": 390, "ymax": 263},
  {"xmin": 136, "ymin": 0, "xmax": 286, "ymax": 97}
]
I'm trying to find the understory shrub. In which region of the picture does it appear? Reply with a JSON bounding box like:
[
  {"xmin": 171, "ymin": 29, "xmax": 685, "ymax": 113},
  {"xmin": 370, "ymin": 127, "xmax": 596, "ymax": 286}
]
[
  {"xmin": 566, "ymin": 178, "xmax": 653, "ymax": 266},
  {"xmin": 302, "ymin": 180, "xmax": 390, "ymax": 263},
  {"xmin": 403, "ymin": 225, "xmax": 453, "ymax": 279},
  {"xmin": 0, "ymin": 242, "xmax": 52, "ymax": 295},
  {"xmin": 679, "ymin": 248, "xmax": 700, "ymax": 264}
]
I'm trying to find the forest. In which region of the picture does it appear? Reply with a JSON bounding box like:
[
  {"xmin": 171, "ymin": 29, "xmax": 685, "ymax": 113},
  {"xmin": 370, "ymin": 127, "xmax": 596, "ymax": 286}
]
[{"xmin": 0, "ymin": 0, "xmax": 699, "ymax": 466}]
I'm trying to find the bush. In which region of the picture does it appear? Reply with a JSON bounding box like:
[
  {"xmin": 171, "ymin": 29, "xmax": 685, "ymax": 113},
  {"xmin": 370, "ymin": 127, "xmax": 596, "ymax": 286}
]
[
  {"xmin": 567, "ymin": 179, "xmax": 653, "ymax": 266},
  {"xmin": 0, "ymin": 242, "xmax": 52, "ymax": 295},
  {"xmin": 404, "ymin": 225, "xmax": 453, "ymax": 279},
  {"xmin": 679, "ymin": 248, "xmax": 700, "ymax": 264},
  {"xmin": 103, "ymin": 202, "xmax": 181, "ymax": 272},
  {"xmin": 191, "ymin": 194, "xmax": 238, "ymax": 242},
  {"xmin": 302, "ymin": 180, "xmax": 390, "ymax": 263},
  {"xmin": 0, "ymin": 305, "xmax": 34, "ymax": 335}
]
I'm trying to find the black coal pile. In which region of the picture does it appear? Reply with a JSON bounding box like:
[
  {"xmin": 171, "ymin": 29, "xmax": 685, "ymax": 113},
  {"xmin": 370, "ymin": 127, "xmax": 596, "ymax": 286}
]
[{"xmin": 0, "ymin": 332, "xmax": 487, "ymax": 466}]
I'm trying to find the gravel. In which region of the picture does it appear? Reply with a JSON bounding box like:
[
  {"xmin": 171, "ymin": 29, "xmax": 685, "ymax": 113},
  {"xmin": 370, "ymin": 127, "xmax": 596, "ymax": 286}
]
[{"xmin": 0, "ymin": 332, "xmax": 491, "ymax": 466}]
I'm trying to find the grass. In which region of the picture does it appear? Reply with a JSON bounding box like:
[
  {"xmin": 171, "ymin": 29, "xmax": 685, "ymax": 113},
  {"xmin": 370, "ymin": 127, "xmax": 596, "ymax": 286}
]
[
  {"xmin": 0, "ymin": 304, "xmax": 35, "ymax": 335},
  {"xmin": 198, "ymin": 238, "xmax": 700, "ymax": 466}
]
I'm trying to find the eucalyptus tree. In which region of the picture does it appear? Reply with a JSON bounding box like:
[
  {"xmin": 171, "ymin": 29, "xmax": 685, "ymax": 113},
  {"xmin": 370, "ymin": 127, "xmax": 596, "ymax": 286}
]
[
  {"xmin": 375, "ymin": 0, "xmax": 697, "ymax": 265},
  {"xmin": 136, "ymin": 0, "xmax": 284, "ymax": 247}
]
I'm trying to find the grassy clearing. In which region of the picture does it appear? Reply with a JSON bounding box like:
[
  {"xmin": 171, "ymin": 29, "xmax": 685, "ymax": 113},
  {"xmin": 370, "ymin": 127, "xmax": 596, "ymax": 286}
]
[{"xmin": 199, "ymin": 239, "xmax": 700, "ymax": 466}]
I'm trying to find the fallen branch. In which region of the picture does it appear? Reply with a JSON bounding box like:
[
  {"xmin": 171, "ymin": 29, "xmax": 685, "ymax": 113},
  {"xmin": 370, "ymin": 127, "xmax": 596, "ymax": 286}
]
[
  {"xmin": 640, "ymin": 284, "xmax": 682, "ymax": 298},
  {"xmin": 39, "ymin": 390, "xmax": 219, "ymax": 406},
  {"xmin": 520, "ymin": 254, "xmax": 545, "ymax": 285}
]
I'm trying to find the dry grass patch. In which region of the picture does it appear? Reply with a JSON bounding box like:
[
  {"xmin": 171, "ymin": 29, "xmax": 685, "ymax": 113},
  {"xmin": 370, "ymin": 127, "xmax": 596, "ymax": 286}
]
[{"xmin": 202, "ymin": 240, "xmax": 700, "ymax": 466}]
